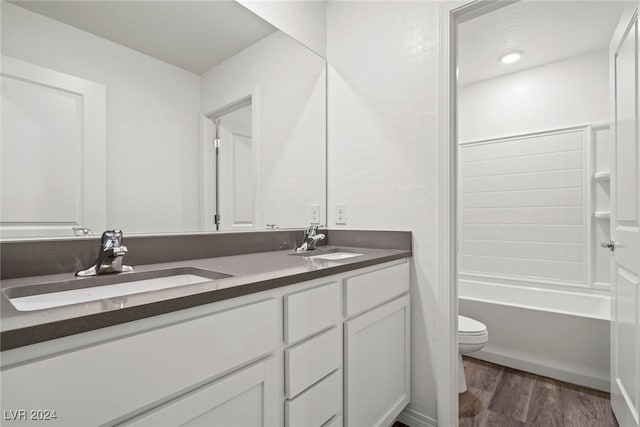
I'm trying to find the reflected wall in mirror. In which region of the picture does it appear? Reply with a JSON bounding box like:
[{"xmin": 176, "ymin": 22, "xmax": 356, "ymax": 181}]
[{"xmin": 0, "ymin": 0, "xmax": 326, "ymax": 239}]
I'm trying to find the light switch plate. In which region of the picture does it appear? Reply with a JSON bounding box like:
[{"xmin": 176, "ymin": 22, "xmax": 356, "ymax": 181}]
[
  {"xmin": 310, "ymin": 204, "xmax": 320, "ymax": 224},
  {"xmin": 336, "ymin": 203, "xmax": 347, "ymax": 225}
]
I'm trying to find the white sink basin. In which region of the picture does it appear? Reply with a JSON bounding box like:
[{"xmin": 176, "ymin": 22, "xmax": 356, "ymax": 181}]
[
  {"xmin": 308, "ymin": 252, "xmax": 363, "ymax": 261},
  {"xmin": 5, "ymin": 268, "xmax": 231, "ymax": 312}
]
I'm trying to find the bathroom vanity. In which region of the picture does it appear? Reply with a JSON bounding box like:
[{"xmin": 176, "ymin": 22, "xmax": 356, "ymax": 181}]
[{"xmin": 0, "ymin": 230, "xmax": 411, "ymax": 427}]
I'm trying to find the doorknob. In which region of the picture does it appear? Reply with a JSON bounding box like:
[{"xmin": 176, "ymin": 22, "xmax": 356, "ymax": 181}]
[{"xmin": 600, "ymin": 240, "xmax": 616, "ymax": 251}]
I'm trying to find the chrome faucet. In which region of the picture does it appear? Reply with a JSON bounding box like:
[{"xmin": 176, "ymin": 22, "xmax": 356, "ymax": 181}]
[
  {"xmin": 295, "ymin": 225, "xmax": 325, "ymax": 252},
  {"xmin": 76, "ymin": 230, "xmax": 134, "ymax": 277}
]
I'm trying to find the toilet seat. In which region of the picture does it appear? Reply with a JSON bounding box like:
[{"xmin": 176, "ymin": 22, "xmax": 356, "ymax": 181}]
[
  {"xmin": 458, "ymin": 315, "xmax": 487, "ymax": 335},
  {"xmin": 458, "ymin": 315, "xmax": 488, "ymax": 345}
]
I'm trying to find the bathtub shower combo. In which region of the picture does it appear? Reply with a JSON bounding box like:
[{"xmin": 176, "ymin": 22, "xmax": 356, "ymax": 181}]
[{"xmin": 458, "ymin": 125, "xmax": 612, "ymax": 392}]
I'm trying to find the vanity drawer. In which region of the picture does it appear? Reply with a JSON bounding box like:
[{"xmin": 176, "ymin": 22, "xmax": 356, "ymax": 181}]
[
  {"xmin": 285, "ymin": 326, "xmax": 341, "ymax": 399},
  {"xmin": 285, "ymin": 370, "xmax": 341, "ymax": 427},
  {"xmin": 345, "ymin": 261, "xmax": 409, "ymax": 317},
  {"xmin": 0, "ymin": 299, "xmax": 278, "ymax": 427},
  {"xmin": 284, "ymin": 281, "xmax": 341, "ymax": 344}
]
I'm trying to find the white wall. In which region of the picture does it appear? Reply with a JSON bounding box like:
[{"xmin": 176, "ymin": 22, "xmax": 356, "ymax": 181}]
[
  {"xmin": 458, "ymin": 50, "xmax": 610, "ymax": 142},
  {"xmin": 1, "ymin": 2, "xmax": 202, "ymax": 234},
  {"xmin": 201, "ymin": 31, "xmax": 326, "ymax": 229},
  {"xmin": 327, "ymin": 1, "xmax": 441, "ymax": 422},
  {"xmin": 237, "ymin": 0, "xmax": 327, "ymax": 58}
]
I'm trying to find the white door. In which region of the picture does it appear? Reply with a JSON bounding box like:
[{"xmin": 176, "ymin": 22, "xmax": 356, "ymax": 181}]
[
  {"xmin": 1, "ymin": 56, "xmax": 106, "ymax": 238},
  {"xmin": 610, "ymin": 5, "xmax": 640, "ymax": 426},
  {"xmin": 219, "ymin": 126, "xmax": 254, "ymax": 230}
]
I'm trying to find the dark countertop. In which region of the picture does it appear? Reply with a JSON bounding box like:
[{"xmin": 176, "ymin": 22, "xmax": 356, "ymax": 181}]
[{"xmin": 1, "ymin": 245, "xmax": 411, "ymax": 351}]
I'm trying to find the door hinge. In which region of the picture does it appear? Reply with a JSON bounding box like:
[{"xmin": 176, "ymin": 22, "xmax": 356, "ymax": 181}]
[{"xmin": 600, "ymin": 240, "xmax": 616, "ymax": 251}]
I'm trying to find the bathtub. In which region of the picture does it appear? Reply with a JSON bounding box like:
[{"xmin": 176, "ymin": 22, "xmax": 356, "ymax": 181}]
[{"xmin": 459, "ymin": 278, "xmax": 611, "ymax": 391}]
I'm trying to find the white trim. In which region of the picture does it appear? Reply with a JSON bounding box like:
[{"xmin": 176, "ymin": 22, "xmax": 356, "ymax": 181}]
[
  {"xmin": 585, "ymin": 125, "xmax": 594, "ymax": 290},
  {"xmin": 592, "ymin": 281, "xmax": 612, "ymax": 292},
  {"xmin": 438, "ymin": 4, "xmax": 459, "ymax": 427},
  {"xmin": 458, "ymin": 123, "xmax": 591, "ymax": 146},
  {"xmin": 459, "ymin": 272, "xmax": 610, "ymax": 296},
  {"xmin": 397, "ymin": 407, "xmax": 438, "ymax": 427},
  {"xmin": 199, "ymin": 116, "xmax": 212, "ymax": 231},
  {"xmin": 440, "ymin": 2, "xmax": 523, "ymax": 427}
]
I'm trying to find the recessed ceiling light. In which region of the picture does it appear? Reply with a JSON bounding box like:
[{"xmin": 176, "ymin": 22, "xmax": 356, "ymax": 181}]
[{"xmin": 499, "ymin": 51, "xmax": 523, "ymax": 64}]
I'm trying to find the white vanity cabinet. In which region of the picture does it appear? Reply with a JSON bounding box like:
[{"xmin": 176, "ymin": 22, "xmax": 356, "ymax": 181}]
[
  {"xmin": 1, "ymin": 258, "xmax": 411, "ymax": 427},
  {"xmin": 0, "ymin": 299, "xmax": 279, "ymax": 427},
  {"xmin": 344, "ymin": 263, "xmax": 411, "ymax": 427}
]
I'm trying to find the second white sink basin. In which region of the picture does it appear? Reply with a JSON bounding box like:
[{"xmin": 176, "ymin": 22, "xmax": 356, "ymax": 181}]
[
  {"xmin": 308, "ymin": 252, "xmax": 363, "ymax": 261},
  {"xmin": 5, "ymin": 268, "xmax": 231, "ymax": 312}
]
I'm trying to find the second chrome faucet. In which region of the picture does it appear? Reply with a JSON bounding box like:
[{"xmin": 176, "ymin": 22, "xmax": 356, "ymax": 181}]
[{"xmin": 76, "ymin": 230, "xmax": 134, "ymax": 277}]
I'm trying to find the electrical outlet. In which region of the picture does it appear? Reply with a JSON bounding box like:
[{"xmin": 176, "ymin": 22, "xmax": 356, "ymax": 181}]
[
  {"xmin": 310, "ymin": 204, "xmax": 320, "ymax": 224},
  {"xmin": 336, "ymin": 203, "xmax": 347, "ymax": 225}
]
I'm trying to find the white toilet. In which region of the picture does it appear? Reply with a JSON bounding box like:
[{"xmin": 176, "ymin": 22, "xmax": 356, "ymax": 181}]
[{"xmin": 458, "ymin": 315, "xmax": 489, "ymax": 393}]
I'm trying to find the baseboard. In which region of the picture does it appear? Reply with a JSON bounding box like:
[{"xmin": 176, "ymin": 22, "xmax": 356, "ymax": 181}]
[
  {"xmin": 473, "ymin": 350, "xmax": 610, "ymax": 392},
  {"xmin": 396, "ymin": 407, "xmax": 437, "ymax": 427}
]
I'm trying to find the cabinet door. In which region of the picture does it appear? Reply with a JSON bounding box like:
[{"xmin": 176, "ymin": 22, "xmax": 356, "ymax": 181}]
[
  {"xmin": 120, "ymin": 357, "xmax": 276, "ymax": 427},
  {"xmin": 344, "ymin": 295, "xmax": 410, "ymax": 427}
]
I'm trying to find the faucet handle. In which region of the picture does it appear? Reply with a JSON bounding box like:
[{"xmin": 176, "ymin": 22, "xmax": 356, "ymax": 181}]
[
  {"xmin": 112, "ymin": 245, "xmax": 128, "ymax": 256},
  {"xmin": 305, "ymin": 224, "xmax": 317, "ymax": 238},
  {"xmin": 101, "ymin": 229, "xmax": 123, "ymax": 249}
]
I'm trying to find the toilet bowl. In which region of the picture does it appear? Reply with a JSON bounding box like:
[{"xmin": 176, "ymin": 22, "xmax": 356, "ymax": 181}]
[{"xmin": 458, "ymin": 315, "xmax": 489, "ymax": 393}]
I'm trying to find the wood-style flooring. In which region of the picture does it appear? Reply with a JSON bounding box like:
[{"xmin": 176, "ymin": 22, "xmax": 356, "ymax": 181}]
[{"xmin": 459, "ymin": 357, "xmax": 618, "ymax": 427}]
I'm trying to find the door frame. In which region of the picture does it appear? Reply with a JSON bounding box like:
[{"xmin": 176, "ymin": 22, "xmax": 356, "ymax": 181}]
[
  {"xmin": 200, "ymin": 86, "xmax": 260, "ymax": 231},
  {"xmin": 438, "ymin": 2, "xmax": 519, "ymax": 426}
]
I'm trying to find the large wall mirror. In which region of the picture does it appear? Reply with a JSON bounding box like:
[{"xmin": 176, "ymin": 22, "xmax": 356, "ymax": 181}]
[{"xmin": 1, "ymin": 0, "xmax": 326, "ymax": 240}]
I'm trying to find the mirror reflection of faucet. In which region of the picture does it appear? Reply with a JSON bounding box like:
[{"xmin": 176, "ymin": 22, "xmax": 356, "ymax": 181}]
[
  {"xmin": 295, "ymin": 224, "xmax": 325, "ymax": 252},
  {"xmin": 76, "ymin": 230, "xmax": 134, "ymax": 277},
  {"xmin": 72, "ymin": 226, "xmax": 93, "ymax": 236}
]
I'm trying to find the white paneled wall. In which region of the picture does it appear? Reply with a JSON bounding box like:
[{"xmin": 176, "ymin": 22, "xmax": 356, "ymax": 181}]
[{"xmin": 459, "ymin": 128, "xmax": 587, "ymax": 284}]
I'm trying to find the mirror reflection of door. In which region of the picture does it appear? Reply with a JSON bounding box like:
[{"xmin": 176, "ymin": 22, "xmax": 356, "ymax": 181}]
[
  {"xmin": 209, "ymin": 101, "xmax": 254, "ymax": 231},
  {"xmin": 0, "ymin": 56, "xmax": 106, "ymax": 239}
]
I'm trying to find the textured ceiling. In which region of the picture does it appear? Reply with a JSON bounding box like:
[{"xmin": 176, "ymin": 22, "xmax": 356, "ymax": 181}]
[
  {"xmin": 10, "ymin": 1, "xmax": 277, "ymax": 75},
  {"xmin": 458, "ymin": 1, "xmax": 633, "ymax": 86}
]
